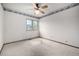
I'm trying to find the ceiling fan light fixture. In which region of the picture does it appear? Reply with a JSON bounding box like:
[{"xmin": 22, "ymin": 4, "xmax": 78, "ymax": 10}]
[{"xmin": 35, "ymin": 10, "xmax": 41, "ymax": 15}]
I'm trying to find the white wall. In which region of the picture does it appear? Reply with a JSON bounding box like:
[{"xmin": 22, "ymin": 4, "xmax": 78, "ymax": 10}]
[
  {"xmin": 39, "ymin": 6, "xmax": 79, "ymax": 47},
  {"xmin": 4, "ymin": 11, "xmax": 39, "ymax": 43},
  {"xmin": 0, "ymin": 4, "xmax": 4, "ymax": 50}
]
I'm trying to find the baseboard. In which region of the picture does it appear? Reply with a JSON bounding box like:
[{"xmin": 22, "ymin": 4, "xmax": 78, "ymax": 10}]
[
  {"xmin": 41, "ymin": 37, "xmax": 79, "ymax": 49},
  {"xmin": 1, "ymin": 36, "xmax": 79, "ymax": 55},
  {"xmin": 4, "ymin": 36, "xmax": 40, "ymax": 45},
  {"xmin": 0, "ymin": 36, "xmax": 40, "ymax": 55},
  {"xmin": 0, "ymin": 44, "xmax": 4, "ymax": 55}
]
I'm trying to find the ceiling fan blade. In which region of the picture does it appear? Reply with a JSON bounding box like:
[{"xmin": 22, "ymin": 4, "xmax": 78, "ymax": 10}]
[
  {"xmin": 41, "ymin": 5, "xmax": 48, "ymax": 9},
  {"xmin": 39, "ymin": 9, "xmax": 45, "ymax": 14},
  {"xmin": 33, "ymin": 3, "xmax": 37, "ymax": 8},
  {"xmin": 32, "ymin": 1, "xmax": 47, "ymax": 15}
]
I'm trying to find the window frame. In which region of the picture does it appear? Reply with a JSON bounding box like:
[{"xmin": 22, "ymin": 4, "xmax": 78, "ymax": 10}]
[{"xmin": 26, "ymin": 19, "xmax": 39, "ymax": 31}]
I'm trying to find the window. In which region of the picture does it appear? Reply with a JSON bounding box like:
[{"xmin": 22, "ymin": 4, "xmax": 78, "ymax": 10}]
[
  {"xmin": 33, "ymin": 21, "xmax": 38, "ymax": 30},
  {"xmin": 26, "ymin": 20, "xmax": 32, "ymax": 30},
  {"xmin": 26, "ymin": 19, "xmax": 38, "ymax": 30}
]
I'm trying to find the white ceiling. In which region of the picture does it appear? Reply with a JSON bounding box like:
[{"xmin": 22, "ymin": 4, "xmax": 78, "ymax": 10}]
[{"xmin": 2, "ymin": 3, "xmax": 72, "ymax": 17}]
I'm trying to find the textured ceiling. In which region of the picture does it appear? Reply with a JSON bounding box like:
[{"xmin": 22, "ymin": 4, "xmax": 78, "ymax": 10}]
[{"xmin": 2, "ymin": 3, "xmax": 72, "ymax": 18}]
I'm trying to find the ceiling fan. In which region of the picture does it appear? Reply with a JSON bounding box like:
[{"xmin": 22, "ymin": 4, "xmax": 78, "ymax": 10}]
[{"xmin": 32, "ymin": 3, "xmax": 48, "ymax": 15}]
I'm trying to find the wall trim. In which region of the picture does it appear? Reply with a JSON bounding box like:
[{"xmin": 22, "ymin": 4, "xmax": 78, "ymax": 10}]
[
  {"xmin": 1, "ymin": 3, "xmax": 79, "ymax": 19},
  {"xmin": 0, "ymin": 36, "xmax": 40, "ymax": 55},
  {"xmin": 1, "ymin": 3, "xmax": 40, "ymax": 19},
  {"xmin": 0, "ymin": 44, "xmax": 4, "ymax": 55},
  {"xmin": 4, "ymin": 8, "xmax": 40, "ymax": 19},
  {"xmin": 40, "ymin": 3, "xmax": 79, "ymax": 19},
  {"xmin": 4, "ymin": 36, "xmax": 40, "ymax": 45},
  {"xmin": 0, "ymin": 37, "xmax": 79, "ymax": 55},
  {"xmin": 41, "ymin": 37, "xmax": 79, "ymax": 49}
]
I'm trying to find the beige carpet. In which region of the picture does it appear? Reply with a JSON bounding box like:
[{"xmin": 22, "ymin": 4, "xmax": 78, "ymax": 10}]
[{"xmin": 1, "ymin": 38, "xmax": 79, "ymax": 56}]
